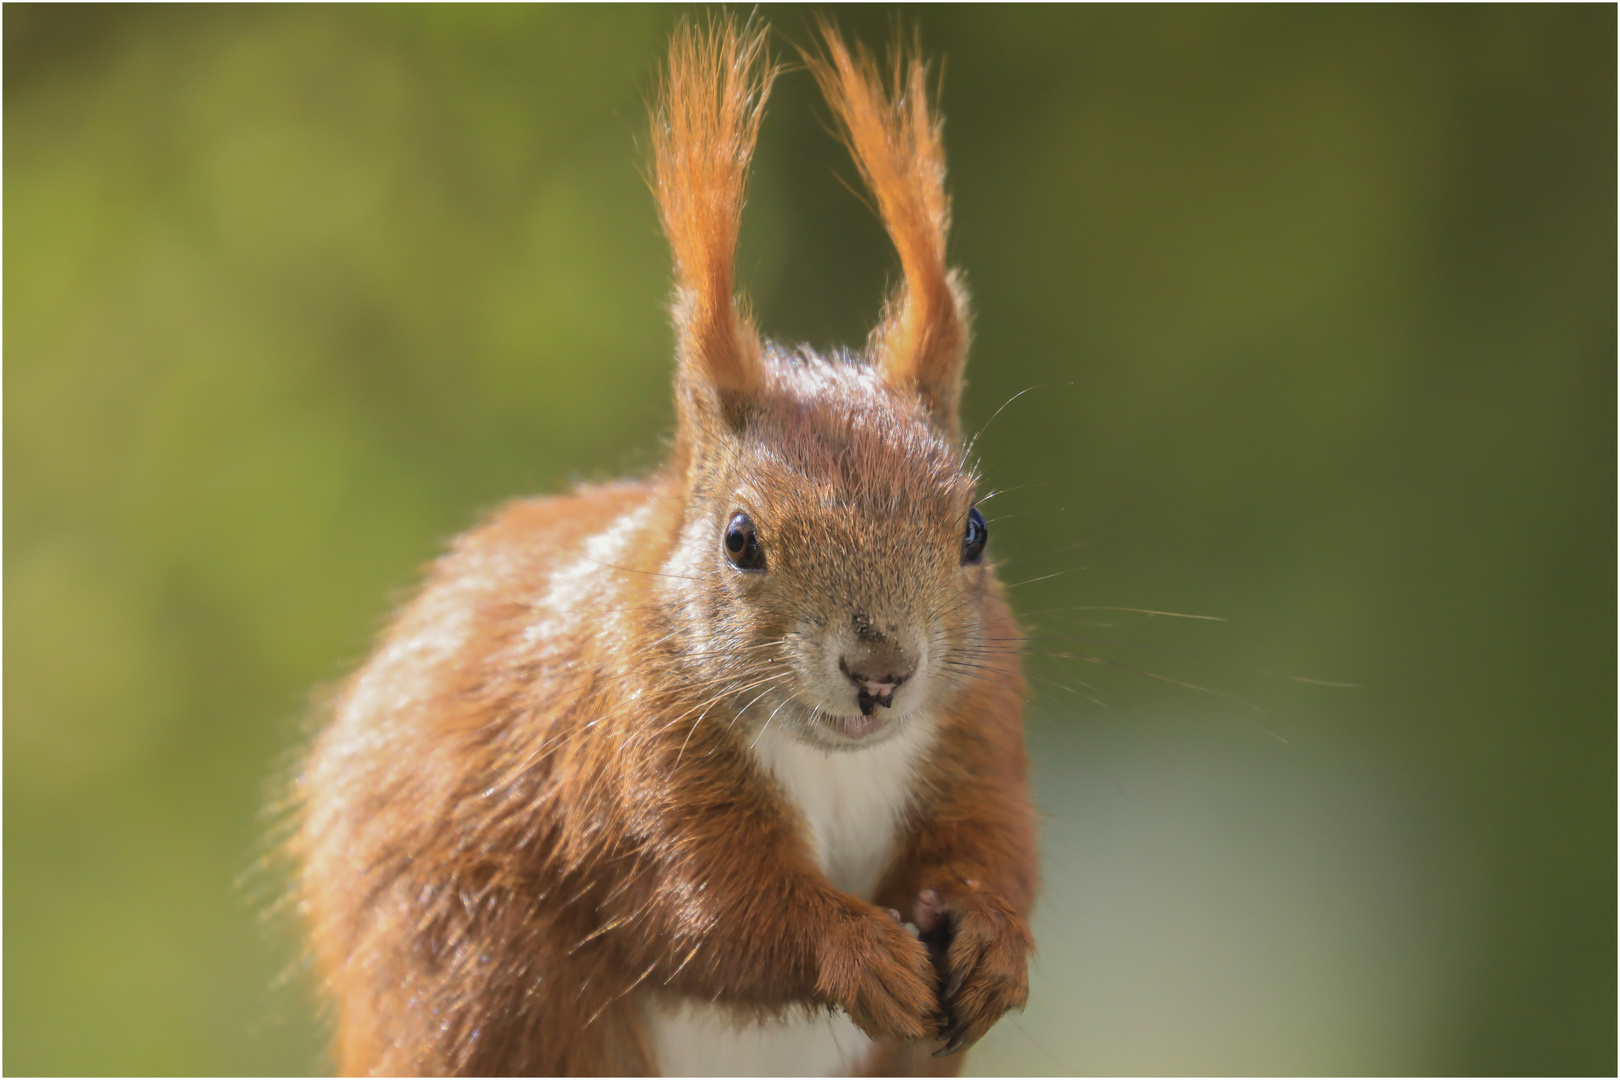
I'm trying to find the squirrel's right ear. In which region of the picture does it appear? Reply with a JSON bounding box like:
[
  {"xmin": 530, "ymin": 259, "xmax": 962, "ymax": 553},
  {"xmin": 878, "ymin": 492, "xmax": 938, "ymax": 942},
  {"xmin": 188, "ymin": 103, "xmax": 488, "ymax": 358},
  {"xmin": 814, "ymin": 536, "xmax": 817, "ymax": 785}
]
[{"xmin": 652, "ymin": 16, "xmax": 775, "ymax": 441}]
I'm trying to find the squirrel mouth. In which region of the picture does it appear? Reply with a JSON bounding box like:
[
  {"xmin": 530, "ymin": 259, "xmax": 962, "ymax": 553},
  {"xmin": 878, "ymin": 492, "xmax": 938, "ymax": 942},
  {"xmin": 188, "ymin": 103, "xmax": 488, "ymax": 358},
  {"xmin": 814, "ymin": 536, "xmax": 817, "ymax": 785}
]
[
  {"xmin": 856, "ymin": 686, "xmax": 895, "ymax": 716},
  {"xmin": 837, "ymin": 659, "xmax": 906, "ymax": 717}
]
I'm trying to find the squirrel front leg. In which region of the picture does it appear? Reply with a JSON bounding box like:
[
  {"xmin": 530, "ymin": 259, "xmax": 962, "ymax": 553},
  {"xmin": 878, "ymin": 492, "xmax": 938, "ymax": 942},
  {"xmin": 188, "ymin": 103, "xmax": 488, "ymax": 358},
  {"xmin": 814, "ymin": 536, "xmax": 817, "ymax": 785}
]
[
  {"xmin": 877, "ymin": 705, "xmax": 1039, "ymax": 1057},
  {"xmin": 605, "ymin": 784, "xmax": 942, "ymax": 1042}
]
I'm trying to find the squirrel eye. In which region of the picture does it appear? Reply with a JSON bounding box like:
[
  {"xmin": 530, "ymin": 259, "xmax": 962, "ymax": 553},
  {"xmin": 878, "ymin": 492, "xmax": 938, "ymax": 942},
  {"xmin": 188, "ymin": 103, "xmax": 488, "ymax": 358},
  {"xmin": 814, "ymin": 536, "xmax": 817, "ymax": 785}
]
[
  {"xmin": 724, "ymin": 512, "xmax": 766, "ymax": 571},
  {"xmin": 962, "ymin": 507, "xmax": 988, "ymax": 564}
]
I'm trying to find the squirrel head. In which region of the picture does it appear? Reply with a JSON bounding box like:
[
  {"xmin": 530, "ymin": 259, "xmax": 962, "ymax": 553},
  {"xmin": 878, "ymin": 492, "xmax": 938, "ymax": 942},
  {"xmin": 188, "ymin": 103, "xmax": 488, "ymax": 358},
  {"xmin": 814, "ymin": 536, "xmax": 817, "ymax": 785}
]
[{"xmin": 650, "ymin": 18, "xmax": 992, "ymax": 749}]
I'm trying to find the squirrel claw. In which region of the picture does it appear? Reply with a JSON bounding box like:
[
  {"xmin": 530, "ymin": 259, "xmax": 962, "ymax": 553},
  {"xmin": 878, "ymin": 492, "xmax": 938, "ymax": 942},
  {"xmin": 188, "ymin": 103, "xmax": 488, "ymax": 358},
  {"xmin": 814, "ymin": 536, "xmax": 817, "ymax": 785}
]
[{"xmin": 933, "ymin": 1027, "xmax": 968, "ymax": 1058}]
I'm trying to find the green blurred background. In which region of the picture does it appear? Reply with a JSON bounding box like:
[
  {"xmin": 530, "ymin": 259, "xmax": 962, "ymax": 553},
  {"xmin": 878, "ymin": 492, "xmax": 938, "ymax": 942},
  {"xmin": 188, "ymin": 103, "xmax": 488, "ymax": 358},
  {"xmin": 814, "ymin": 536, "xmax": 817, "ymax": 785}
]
[{"xmin": 5, "ymin": 4, "xmax": 1613, "ymax": 1074}]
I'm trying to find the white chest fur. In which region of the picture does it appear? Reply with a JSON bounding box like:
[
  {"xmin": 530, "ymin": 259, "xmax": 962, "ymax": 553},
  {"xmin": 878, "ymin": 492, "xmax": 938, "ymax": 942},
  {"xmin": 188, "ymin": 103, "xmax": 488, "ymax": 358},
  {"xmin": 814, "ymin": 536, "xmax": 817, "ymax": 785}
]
[
  {"xmin": 644, "ymin": 719, "xmax": 935, "ymax": 1076},
  {"xmin": 748, "ymin": 720, "xmax": 935, "ymax": 897}
]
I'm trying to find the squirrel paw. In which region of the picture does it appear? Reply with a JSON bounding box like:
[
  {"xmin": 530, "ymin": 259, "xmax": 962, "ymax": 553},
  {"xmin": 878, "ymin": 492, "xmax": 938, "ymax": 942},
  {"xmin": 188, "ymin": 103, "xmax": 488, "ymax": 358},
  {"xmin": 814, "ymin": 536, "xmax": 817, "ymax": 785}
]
[
  {"xmin": 914, "ymin": 883, "xmax": 1032, "ymax": 1056},
  {"xmin": 815, "ymin": 903, "xmax": 941, "ymax": 1042}
]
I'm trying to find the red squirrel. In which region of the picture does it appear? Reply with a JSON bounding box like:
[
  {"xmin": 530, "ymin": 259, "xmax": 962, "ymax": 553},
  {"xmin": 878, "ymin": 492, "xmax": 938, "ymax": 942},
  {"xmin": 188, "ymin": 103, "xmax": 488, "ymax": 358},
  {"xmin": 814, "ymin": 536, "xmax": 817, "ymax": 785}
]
[{"xmin": 293, "ymin": 18, "xmax": 1037, "ymax": 1076}]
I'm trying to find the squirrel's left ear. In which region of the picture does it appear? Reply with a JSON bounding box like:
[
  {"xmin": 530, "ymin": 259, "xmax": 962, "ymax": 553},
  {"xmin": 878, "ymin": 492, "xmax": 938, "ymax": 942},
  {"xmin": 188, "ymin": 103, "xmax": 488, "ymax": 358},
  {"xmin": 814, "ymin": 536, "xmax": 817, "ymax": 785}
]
[
  {"xmin": 653, "ymin": 16, "xmax": 776, "ymax": 448},
  {"xmin": 808, "ymin": 26, "xmax": 970, "ymax": 439}
]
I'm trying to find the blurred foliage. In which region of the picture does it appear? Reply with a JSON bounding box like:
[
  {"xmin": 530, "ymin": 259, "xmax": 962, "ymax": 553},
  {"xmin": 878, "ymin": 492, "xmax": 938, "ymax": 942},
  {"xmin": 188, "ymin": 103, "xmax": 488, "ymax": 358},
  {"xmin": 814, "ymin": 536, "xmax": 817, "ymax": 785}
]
[{"xmin": 4, "ymin": 4, "xmax": 1613, "ymax": 1075}]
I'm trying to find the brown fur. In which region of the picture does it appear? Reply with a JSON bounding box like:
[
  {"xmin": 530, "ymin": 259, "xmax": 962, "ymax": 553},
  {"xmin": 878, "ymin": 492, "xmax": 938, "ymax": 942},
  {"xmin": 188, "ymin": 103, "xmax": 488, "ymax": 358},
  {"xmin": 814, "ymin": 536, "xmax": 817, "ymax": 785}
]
[
  {"xmin": 653, "ymin": 18, "xmax": 775, "ymax": 463},
  {"xmin": 806, "ymin": 25, "xmax": 970, "ymax": 436},
  {"xmin": 292, "ymin": 17, "xmax": 1035, "ymax": 1076}
]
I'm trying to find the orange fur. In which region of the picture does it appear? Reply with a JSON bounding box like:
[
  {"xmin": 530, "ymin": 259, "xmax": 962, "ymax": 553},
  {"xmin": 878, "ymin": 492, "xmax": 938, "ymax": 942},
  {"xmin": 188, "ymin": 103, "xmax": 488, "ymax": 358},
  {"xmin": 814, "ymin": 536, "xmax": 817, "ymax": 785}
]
[
  {"xmin": 653, "ymin": 18, "xmax": 775, "ymax": 465},
  {"xmin": 806, "ymin": 25, "xmax": 970, "ymax": 435},
  {"xmin": 292, "ymin": 17, "xmax": 1035, "ymax": 1077}
]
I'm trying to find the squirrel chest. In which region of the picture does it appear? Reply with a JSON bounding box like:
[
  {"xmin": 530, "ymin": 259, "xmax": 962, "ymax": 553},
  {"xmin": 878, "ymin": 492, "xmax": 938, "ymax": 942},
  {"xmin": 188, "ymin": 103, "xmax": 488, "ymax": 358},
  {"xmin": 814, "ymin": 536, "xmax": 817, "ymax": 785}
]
[
  {"xmin": 751, "ymin": 720, "xmax": 936, "ymax": 898},
  {"xmin": 646, "ymin": 720, "xmax": 937, "ymax": 1075}
]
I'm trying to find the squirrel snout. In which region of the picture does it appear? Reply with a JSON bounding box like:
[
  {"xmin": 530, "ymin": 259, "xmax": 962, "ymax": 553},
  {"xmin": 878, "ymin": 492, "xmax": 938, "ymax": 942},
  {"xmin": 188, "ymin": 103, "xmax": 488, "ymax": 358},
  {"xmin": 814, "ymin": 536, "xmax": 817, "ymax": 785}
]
[{"xmin": 838, "ymin": 653, "xmax": 916, "ymax": 717}]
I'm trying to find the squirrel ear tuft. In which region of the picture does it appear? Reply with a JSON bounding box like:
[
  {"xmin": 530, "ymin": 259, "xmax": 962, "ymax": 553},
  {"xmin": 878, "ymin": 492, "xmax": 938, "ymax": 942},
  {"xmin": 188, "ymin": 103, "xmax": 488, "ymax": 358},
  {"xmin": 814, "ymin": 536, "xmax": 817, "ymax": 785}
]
[
  {"xmin": 807, "ymin": 24, "xmax": 970, "ymax": 438},
  {"xmin": 653, "ymin": 15, "xmax": 776, "ymax": 431}
]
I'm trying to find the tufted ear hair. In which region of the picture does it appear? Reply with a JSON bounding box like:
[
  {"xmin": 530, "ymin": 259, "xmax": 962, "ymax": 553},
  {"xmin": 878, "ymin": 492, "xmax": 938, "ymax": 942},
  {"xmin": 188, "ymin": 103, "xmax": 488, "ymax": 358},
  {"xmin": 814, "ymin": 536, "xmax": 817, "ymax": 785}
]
[
  {"xmin": 807, "ymin": 24, "xmax": 970, "ymax": 439},
  {"xmin": 652, "ymin": 15, "xmax": 776, "ymax": 451}
]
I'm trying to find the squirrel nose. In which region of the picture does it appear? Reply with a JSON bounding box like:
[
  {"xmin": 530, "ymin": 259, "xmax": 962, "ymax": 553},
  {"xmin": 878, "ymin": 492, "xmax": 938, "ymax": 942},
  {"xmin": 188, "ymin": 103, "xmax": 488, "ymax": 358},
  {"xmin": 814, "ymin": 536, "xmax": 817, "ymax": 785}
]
[{"xmin": 838, "ymin": 653, "xmax": 916, "ymax": 717}]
